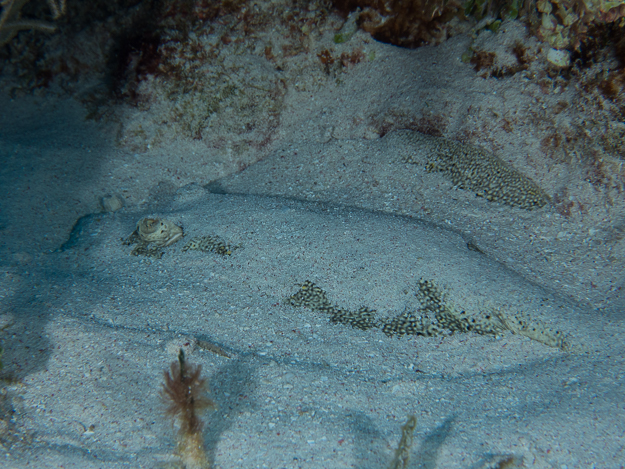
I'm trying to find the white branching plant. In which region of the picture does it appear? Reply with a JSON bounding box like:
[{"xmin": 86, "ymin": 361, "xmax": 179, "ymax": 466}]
[{"xmin": 0, "ymin": 0, "xmax": 66, "ymax": 46}]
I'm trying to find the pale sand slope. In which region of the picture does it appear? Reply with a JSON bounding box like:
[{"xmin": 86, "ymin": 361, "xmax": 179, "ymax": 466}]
[
  {"xmin": 1, "ymin": 180, "xmax": 624, "ymax": 468},
  {"xmin": 0, "ymin": 16, "xmax": 624, "ymax": 469},
  {"xmin": 208, "ymin": 25, "xmax": 625, "ymax": 316},
  {"xmin": 3, "ymin": 19, "xmax": 624, "ymax": 314}
]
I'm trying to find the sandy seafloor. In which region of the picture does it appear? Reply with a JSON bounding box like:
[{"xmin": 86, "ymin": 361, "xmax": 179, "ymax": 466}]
[{"xmin": 1, "ymin": 17, "xmax": 625, "ymax": 469}]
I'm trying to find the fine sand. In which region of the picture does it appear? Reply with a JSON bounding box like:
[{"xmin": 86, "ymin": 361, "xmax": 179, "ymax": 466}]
[{"xmin": 1, "ymin": 17, "xmax": 624, "ymax": 469}]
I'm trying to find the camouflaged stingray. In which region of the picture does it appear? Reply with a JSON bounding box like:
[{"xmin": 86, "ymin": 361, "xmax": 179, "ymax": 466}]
[
  {"xmin": 115, "ymin": 191, "xmax": 583, "ymax": 354},
  {"xmin": 123, "ymin": 217, "xmax": 184, "ymax": 258},
  {"xmin": 123, "ymin": 217, "xmax": 240, "ymax": 258},
  {"xmin": 402, "ymin": 132, "xmax": 549, "ymax": 210},
  {"xmin": 286, "ymin": 279, "xmax": 570, "ymax": 350},
  {"xmin": 183, "ymin": 235, "xmax": 241, "ymax": 256}
]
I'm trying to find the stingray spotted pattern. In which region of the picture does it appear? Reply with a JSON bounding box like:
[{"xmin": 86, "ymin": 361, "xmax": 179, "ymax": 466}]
[
  {"xmin": 182, "ymin": 235, "xmax": 241, "ymax": 256},
  {"xmin": 123, "ymin": 217, "xmax": 184, "ymax": 258},
  {"xmin": 123, "ymin": 218, "xmax": 240, "ymax": 258},
  {"xmin": 402, "ymin": 132, "xmax": 549, "ymax": 210},
  {"xmin": 286, "ymin": 279, "xmax": 570, "ymax": 350}
]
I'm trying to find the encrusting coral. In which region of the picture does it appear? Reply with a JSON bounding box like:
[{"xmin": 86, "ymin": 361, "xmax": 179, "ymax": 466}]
[
  {"xmin": 161, "ymin": 349, "xmax": 216, "ymax": 469},
  {"xmin": 333, "ymin": 0, "xmax": 625, "ymax": 53},
  {"xmin": 534, "ymin": 0, "xmax": 625, "ymax": 50},
  {"xmin": 333, "ymin": 0, "xmax": 464, "ymax": 48}
]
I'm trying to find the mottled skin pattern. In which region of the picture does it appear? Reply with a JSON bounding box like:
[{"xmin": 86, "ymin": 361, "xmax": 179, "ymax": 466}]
[
  {"xmin": 401, "ymin": 131, "xmax": 549, "ymax": 210},
  {"xmin": 182, "ymin": 235, "xmax": 240, "ymax": 256},
  {"xmin": 124, "ymin": 221, "xmax": 241, "ymax": 259},
  {"xmin": 123, "ymin": 217, "xmax": 184, "ymax": 258},
  {"xmin": 286, "ymin": 280, "xmax": 570, "ymax": 350},
  {"xmin": 286, "ymin": 280, "xmax": 506, "ymax": 338}
]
